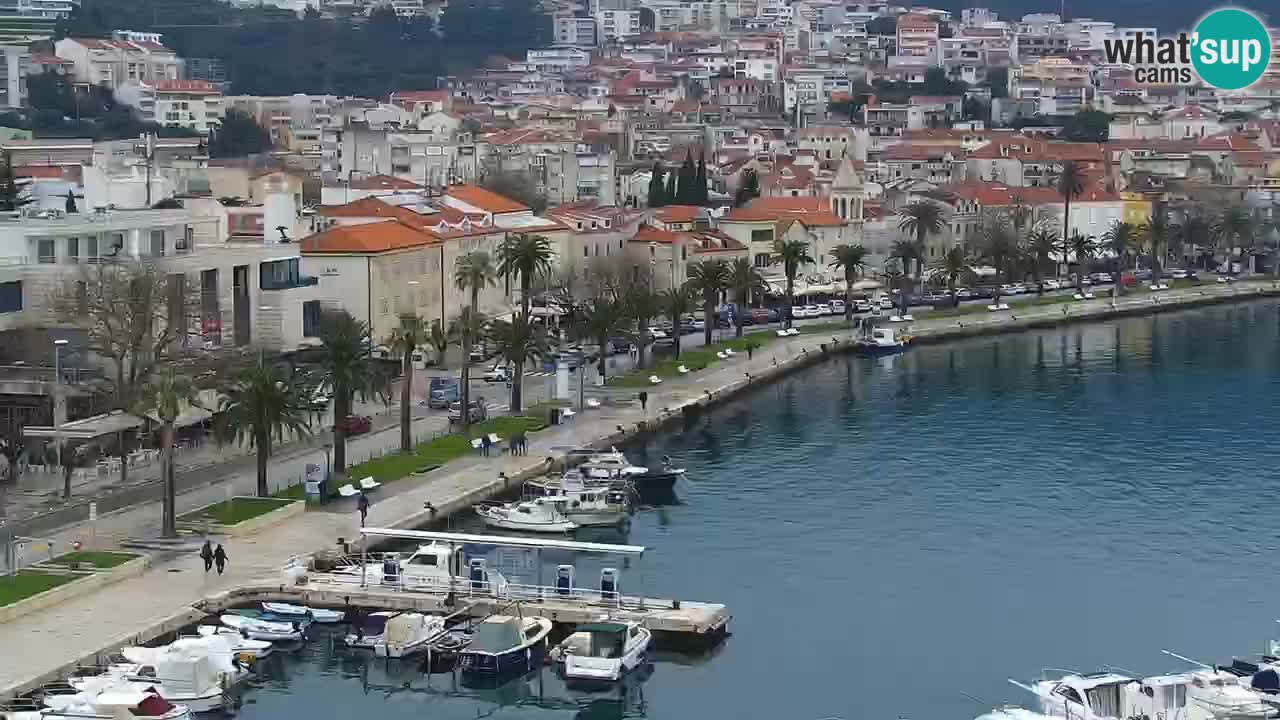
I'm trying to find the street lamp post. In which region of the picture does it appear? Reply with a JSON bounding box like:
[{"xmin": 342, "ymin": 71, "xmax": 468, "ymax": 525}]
[{"xmin": 53, "ymin": 339, "xmax": 68, "ymax": 499}]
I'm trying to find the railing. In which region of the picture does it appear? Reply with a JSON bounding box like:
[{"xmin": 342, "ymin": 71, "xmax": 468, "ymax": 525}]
[
  {"xmin": 260, "ymin": 274, "xmax": 319, "ymax": 290},
  {"xmin": 0, "ymin": 365, "xmax": 99, "ymax": 384}
]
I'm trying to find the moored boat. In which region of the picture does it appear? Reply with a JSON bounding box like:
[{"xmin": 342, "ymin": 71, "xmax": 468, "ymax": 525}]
[
  {"xmin": 70, "ymin": 636, "xmax": 248, "ymax": 713},
  {"xmin": 551, "ymin": 620, "xmax": 652, "ymax": 685},
  {"xmin": 525, "ymin": 473, "xmax": 629, "ymax": 527},
  {"xmin": 852, "ymin": 327, "xmax": 910, "ymax": 355},
  {"xmin": 33, "ymin": 688, "xmax": 191, "ymax": 720},
  {"xmin": 192, "ymin": 625, "xmax": 272, "ymax": 659},
  {"xmin": 261, "ymin": 602, "xmax": 344, "ymax": 624},
  {"xmin": 459, "ymin": 614, "xmax": 552, "ymax": 678},
  {"xmin": 220, "ymin": 613, "xmax": 306, "ymax": 642},
  {"xmin": 475, "ymin": 499, "xmax": 578, "ymax": 533}
]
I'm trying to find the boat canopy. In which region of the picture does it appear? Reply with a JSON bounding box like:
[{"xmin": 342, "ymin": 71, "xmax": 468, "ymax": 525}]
[{"xmin": 469, "ymin": 616, "xmax": 525, "ymax": 654}]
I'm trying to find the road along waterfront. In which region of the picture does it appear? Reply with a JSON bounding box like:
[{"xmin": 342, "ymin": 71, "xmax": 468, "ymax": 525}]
[{"xmin": 3, "ymin": 281, "xmax": 1280, "ymax": 717}]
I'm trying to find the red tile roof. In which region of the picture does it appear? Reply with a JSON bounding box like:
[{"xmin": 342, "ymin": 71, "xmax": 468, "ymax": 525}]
[
  {"xmin": 302, "ymin": 221, "xmax": 438, "ymax": 254},
  {"xmin": 446, "ymin": 184, "xmax": 529, "ymax": 214},
  {"xmin": 633, "ymin": 225, "xmax": 680, "ymax": 244},
  {"xmin": 883, "ymin": 144, "xmax": 964, "ymax": 161},
  {"xmin": 656, "ymin": 205, "xmax": 703, "ymax": 223}
]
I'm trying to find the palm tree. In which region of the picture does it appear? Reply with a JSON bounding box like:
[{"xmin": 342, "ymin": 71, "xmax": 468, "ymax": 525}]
[
  {"xmin": 316, "ymin": 309, "xmax": 384, "ymax": 473},
  {"xmin": 1141, "ymin": 213, "xmax": 1171, "ymax": 285},
  {"xmin": 624, "ymin": 284, "xmax": 663, "ymax": 366},
  {"xmin": 1057, "ymin": 161, "xmax": 1087, "ymax": 256},
  {"xmin": 386, "ymin": 314, "xmax": 427, "ymax": 452},
  {"xmin": 687, "ymin": 259, "xmax": 730, "ymax": 346},
  {"xmin": 1102, "ymin": 220, "xmax": 1139, "ymax": 290},
  {"xmin": 897, "ymin": 200, "xmax": 947, "ymax": 285},
  {"xmin": 427, "ymin": 319, "xmax": 452, "ymax": 367},
  {"xmin": 1068, "ymin": 232, "xmax": 1097, "ymax": 283},
  {"xmin": 580, "ymin": 295, "xmax": 623, "ymax": 382},
  {"xmin": 138, "ymin": 367, "xmax": 198, "ymax": 537},
  {"xmin": 1212, "ymin": 207, "xmax": 1254, "ymax": 273},
  {"xmin": 727, "ymin": 257, "xmax": 767, "ymax": 337},
  {"xmin": 829, "ymin": 243, "xmax": 868, "ymax": 323},
  {"xmin": 773, "ymin": 239, "xmax": 814, "ymax": 328},
  {"xmin": 496, "ymin": 233, "xmax": 554, "ymax": 318},
  {"xmin": 217, "ymin": 364, "xmax": 311, "ymax": 497},
  {"xmin": 941, "ymin": 245, "xmax": 972, "ymax": 303},
  {"xmin": 1026, "ymin": 226, "xmax": 1061, "ymax": 291},
  {"xmin": 660, "ymin": 285, "xmax": 696, "ymax": 358},
  {"xmin": 1175, "ymin": 209, "xmax": 1213, "ymax": 269},
  {"xmin": 978, "ymin": 215, "xmax": 1019, "ymax": 283},
  {"xmin": 890, "ymin": 239, "xmax": 922, "ymax": 285},
  {"xmin": 453, "ymin": 250, "xmax": 497, "ymax": 429},
  {"xmin": 487, "ymin": 316, "xmax": 545, "ymax": 412}
]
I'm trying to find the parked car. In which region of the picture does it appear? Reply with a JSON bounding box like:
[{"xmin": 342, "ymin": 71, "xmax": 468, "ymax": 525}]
[
  {"xmin": 339, "ymin": 415, "xmax": 372, "ymax": 435},
  {"xmin": 647, "ymin": 327, "xmax": 669, "ymax": 340},
  {"xmin": 427, "ymin": 378, "xmax": 459, "ymax": 409},
  {"xmin": 814, "ymin": 302, "xmax": 833, "ymax": 316},
  {"xmin": 854, "ymin": 299, "xmax": 873, "ymax": 312},
  {"xmin": 830, "ymin": 299, "xmax": 846, "ymax": 315},
  {"xmin": 1168, "ymin": 268, "xmax": 1188, "ymax": 280},
  {"xmin": 481, "ymin": 364, "xmax": 512, "ymax": 383},
  {"xmin": 448, "ymin": 400, "xmax": 487, "ymax": 425},
  {"xmin": 1042, "ymin": 279, "xmax": 1062, "ymax": 290},
  {"xmin": 877, "ymin": 297, "xmax": 895, "ymax": 310}
]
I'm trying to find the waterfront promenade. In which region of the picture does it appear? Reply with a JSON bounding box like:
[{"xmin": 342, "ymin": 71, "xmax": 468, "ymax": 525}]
[{"xmin": 1, "ymin": 278, "xmax": 1275, "ymax": 701}]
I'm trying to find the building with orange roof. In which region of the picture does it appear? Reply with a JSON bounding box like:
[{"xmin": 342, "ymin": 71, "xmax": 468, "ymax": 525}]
[
  {"xmin": 115, "ymin": 78, "xmax": 224, "ymax": 135},
  {"xmin": 719, "ymin": 191, "xmax": 860, "ymax": 275},
  {"xmin": 55, "ymin": 32, "xmax": 180, "ymax": 91},
  {"xmin": 966, "ymin": 138, "xmax": 1106, "ymax": 188},
  {"xmin": 896, "ymin": 13, "xmax": 941, "ymax": 65}
]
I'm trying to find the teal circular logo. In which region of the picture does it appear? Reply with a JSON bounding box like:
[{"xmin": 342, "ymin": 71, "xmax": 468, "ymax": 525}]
[{"xmin": 1192, "ymin": 8, "xmax": 1271, "ymax": 90}]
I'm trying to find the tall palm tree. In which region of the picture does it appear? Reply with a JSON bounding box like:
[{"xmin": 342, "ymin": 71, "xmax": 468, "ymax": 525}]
[
  {"xmin": 580, "ymin": 295, "xmax": 623, "ymax": 382},
  {"xmin": 1068, "ymin": 232, "xmax": 1097, "ymax": 283},
  {"xmin": 486, "ymin": 316, "xmax": 545, "ymax": 412},
  {"xmin": 427, "ymin": 319, "xmax": 452, "ymax": 367},
  {"xmin": 138, "ymin": 367, "xmax": 198, "ymax": 537},
  {"xmin": 941, "ymin": 245, "xmax": 972, "ymax": 302},
  {"xmin": 829, "ymin": 243, "xmax": 868, "ymax": 323},
  {"xmin": 978, "ymin": 215, "xmax": 1019, "ymax": 283},
  {"xmin": 217, "ymin": 364, "xmax": 311, "ymax": 497},
  {"xmin": 1175, "ymin": 208, "xmax": 1213, "ymax": 269},
  {"xmin": 1212, "ymin": 207, "xmax": 1254, "ymax": 273},
  {"xmin": 773, "ymin": 239, "xmax": 814, "ymax": 328},
  {"xmin": 897, "ymin": 200, "xmax": 947, "ymax": 285},
  {"xmin": 453, "ymin": 250, "xmax": 497, "ymax": 429},
  {"xmin": 1057, "ymin": 161, "xmax": 1087, "ymax": 258},
  {"xmin": 890, "ymin": 239, "xmax": 922, "ymax": 285},
  {"xmin": 1102, "ymin": 220, "xmax": 1139, "ymax": 290},
  {"xmin": 1026, "ymin": 226, "xmax": 1061, "ymax": 291},
  {"xmin": 624, "ymin": 284, "xmax": 662, "ymax": 366},
  {"xmin": 316, "ymin": 309, "xmax": 384, "ymax": 473},
  {"xmin": 661, "ymin": 285, "xmax": 696, "ymax": 358},
  {"xmin": 687, "ymin": 259, "xmax": 730, "ymax": 346},
  {"xmin": 386, "ymin": 314, "xmax": 426, "ymax": 452},
  {"xmin": 496, "ymin": 233, "xmax": 555, "ymax": 318},
  {"xmin": 727, "ymin": 257, "xmax": 767, "ymax": 337},
  {"xmin": 1141, "ymin": 213, "xmax": 1171, "ymax": 285}
]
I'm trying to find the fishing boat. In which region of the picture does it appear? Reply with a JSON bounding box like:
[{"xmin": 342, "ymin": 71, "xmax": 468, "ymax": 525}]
[
  {"xmin": 220, "ymin": 613, "xmax": 306, "ymax": 642},
  {"xmin": 70, "ymin": 636, "xmax": 248, "ymax": 713},
  {"xmin": 261, "ymin": 602, "xmax": 345, "ymax": 623},
  {"xmin": 351, "ymin": 613, "xmax": 449, "ymax": 658},
  {"xmin": 550, "ymin": 620, "xmax": 652, "ymax": 685},
  {"xmin": 852, "ymin": 326, "xmax": 910, "ymax": 355},
  {"xmin": 459, "ymin": 614, "xmax": 552, "ymax": 678},
  {"xmin": 475, "ymin": 499, "xmax": 578, "ymax": 533},
  {"xmin": 524, "ymin": 473, "xmax": 630, "ymax": 527},
  {"xmin": 574, "ymin": 449, "xmax": 685, "ymax": 492},
  {"xmin": 192, "ymin": 625, "xmax": 273, "ymax": 659},
  {"xmin": 30, "ymin": 689, "xmax": 191, "ymax": 720}
]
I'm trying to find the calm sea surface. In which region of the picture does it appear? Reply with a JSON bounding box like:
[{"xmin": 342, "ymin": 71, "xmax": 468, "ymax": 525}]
[{"xmin": 231, "ymin": 300, "xmax": 1280, "ymax": 720}]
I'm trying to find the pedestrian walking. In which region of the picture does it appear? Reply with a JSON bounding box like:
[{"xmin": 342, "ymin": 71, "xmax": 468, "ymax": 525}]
[
  {"xmin": 357, "ymin": 491, "xmax": 369, "ymax": 527},
  {"xmin": 638, "ymin": 391, "xmax": 648, "ymax": 413},
  {"xmin": 481, "ymin": 434, "xmax": 492, "ymax": 457},
  {"xmin": 213, "ymin": 544, "xmax": 228, "ymax": 575},
  {"xmin": 199, "ymin": 540, "xmax": 213, "ymax": 573}
]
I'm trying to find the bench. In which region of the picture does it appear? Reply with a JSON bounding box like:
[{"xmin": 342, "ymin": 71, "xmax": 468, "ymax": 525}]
[
  {"xmin": 648, "ymin": 375, "xmax": 663, "ymax": 384},
  {"xmin": 359, "ymin": 476, "xmax": 381, "ymax": 491},
  {"xmin": 987, "ymin": 303, "xmax": 1010, "ymax": 311},
  {"xmin": 337, "ymin": 483, "xmax": 358, "ymax": 497},
  {"xmin": 677, "ymin": 365, "xmax": 690, "ymax": 374},
  {"xmin": 586, "ymin": 398, "xmax": 602, "ymax": 409},
  {"xmin": 715, "ymin": 351, "xmax": 728, "ymax": 359}
]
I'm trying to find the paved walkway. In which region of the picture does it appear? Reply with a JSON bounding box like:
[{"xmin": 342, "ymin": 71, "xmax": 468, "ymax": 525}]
[{"xmin": 0, "ymin": 279, "xmax": 1273, "ymax": 699}]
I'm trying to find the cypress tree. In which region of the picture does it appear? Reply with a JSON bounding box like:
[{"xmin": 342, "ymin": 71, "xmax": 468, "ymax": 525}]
[
  {"xmin": 647, "ymin": 162, "xmax": 666, "ymax": 208},
  {"xmin": 696, "ymin": 152, "xmax": 709, "ymax": 205},
  {"xmin": 678, "ymin": 150, "xmax": 696, "ymax": 205},
  {"xmin": 665, "ymin": 170, "xmax": 676, "ymax": 205}
]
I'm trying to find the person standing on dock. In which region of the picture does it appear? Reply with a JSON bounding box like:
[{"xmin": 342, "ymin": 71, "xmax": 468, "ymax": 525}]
[
  {"xmin": 199, "ymin": 540, "xmax": 213, "ymax": 573},
  {"xmin": 357, "ymin": 491, "xmax": 369, "ymax": 526},
  {"xmin": 481, "ymin": 434, "xmax": 492, "ymax": 457},
  {"xmin": 213, "ymin": 544, "xmax": 228, "ymax": 575},
  {"xmin": 638, "ymin": 391, "xmax": 648, "ymax": 414}
]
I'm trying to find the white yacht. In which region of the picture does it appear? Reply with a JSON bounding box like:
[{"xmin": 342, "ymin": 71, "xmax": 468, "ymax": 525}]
[
  {"xmin": 475, "ymin": 498, "xmax": 578, "ymax": 533},
  {"xmin": 551, "ymin": 620, "xmax": 652, "ymax": 684},
  {"xmin": 30, "ymin": 688, "xmax": 190, "ymax": 720},
  {"xmin": 191, "ymin": 625, "xmax": 272, "ymax": 659},
  {"xmin": 525, "ymin": 472, "xmax": 629, "ymax": 527},
  {"xmin": 1015, "ymin": 667, "xmax": 1274, "ymax": 720},
  {"xmin": 70, "ymin": 636, "xmax": 248, "ymax": 713}
]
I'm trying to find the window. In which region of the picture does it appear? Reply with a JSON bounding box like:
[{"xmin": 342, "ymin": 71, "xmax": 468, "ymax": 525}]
[
  {"xmin": 754, "ymin": 252, "xmax": 771, "ymax": 268},
  {"xmin": 1161, "ymin": 684, "xmax": 1187, "ymax": 709},
  {"xmin": 177, "ymin": 227, "xmax": 192, "ymax": 252},
  {"xmin": 0, "ymin": 281, "xmax": 20, "ymax": 313},
  {"xmin": 583, "ymin": 246, "xmax": 588, "ymax": 258},
  {"xmin": 66, "ymin": 237, "xmax": 78, "ymax": 263},
  {"xmin": 750, "ymin": 229, "xmax": 774, "ymax": 244},
  {"xmin": 85, "ymin": 236, "xmax": 99, "ymax": 263},
  {"xmin": 1052, "ymin": 686, "xmax": 1084, "ymax": 706},
  {"xmin": 37, "ymin": 239, "xmax": 55, "ymax": 263},
  {"xmin": 150, "ymin": 230, "xmax": 165, "ymax": 257},
  {"xmin": 302, "ymin": 300, "xmax": 322, "ymax": 337}
]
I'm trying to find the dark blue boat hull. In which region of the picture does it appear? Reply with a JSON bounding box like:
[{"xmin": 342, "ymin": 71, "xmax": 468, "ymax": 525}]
[{"xmin": 459, "ymin": 638, "xmax": 547, "ymax": 680}]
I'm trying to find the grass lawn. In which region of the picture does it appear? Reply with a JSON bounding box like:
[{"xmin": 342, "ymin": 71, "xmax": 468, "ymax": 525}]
[
  {"xmin": 52, "ymin": 551, "xmax": 137, "ymax": 569},
  {"xmin": 342, "ymin": 414, "xmax": 548, "ymax": 485},
  {"xmin": 179, "ymin": 497, "xmax": 293, "ymax": 526},
  {"xmin": 0, "ymin": 571, "xmax": 78, "ymax": 607}
]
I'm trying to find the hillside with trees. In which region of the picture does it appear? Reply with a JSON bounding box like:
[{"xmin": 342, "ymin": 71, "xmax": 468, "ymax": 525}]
[{"xmin": 58, "ymin": 0, "xmax": 551, "ymax": 97}]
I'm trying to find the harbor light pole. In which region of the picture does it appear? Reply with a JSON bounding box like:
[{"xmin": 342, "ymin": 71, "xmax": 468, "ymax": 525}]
[{"xmin": 53, "ymin": 339, "xmax": 68, "ymax": 499}]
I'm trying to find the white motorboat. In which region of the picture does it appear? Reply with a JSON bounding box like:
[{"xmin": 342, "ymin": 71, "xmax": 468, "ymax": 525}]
[
  {"xmin": 974, "ymin": 707, "xmax": 1057, "ymax": 720},
  {"xmin": 344, "ymin": 611, "xmax": 397, "ymax": 650},
  {"xmin": 475, "ymin": 498, "xmax": 578, "ymax": 533},
  {"xmin": 261, "ymin": 602, "xmax": 345, "ymax": 624},
  {"xmin": 332, "ymin": 542, "xmax": 510, "ymax": 595},
  {"xmin": 459, "ymin": 615, "xmax": 553, "ymax": 677},
  {"xmin": 220, "ymin": 613, "xmax": 305, "ymax": 642},
  {"xmin": 33, "ymin": 688, "xmax": 190, "ymax": 720},
  {"xmin": 572, "ymin": 448, "xmax": 685, "ymax": 491},
  {"xmin": 1014, "ymin": 666, "xmax": 1274, "ymax": 720},
  {"xmin": 70, "ymin": 636, "xmax": 247, "ymax": 713},
  {"xmin": 551, "ymin": 620, "xmax": 651, "ymax": 684},
  {"xmin": 193, "ymin": 625, "xmax": 273, "ymax": 659},
  {"xmin": 371, "ymin": 614, "xmax": 449, "ymax": 658},
  {"xmin": 852, "ymin": 327, "xmax": 910, "ymax": 355},
  {"xmin": 525, "ymin": 473, "xmax": 629, "ymax": 527}
]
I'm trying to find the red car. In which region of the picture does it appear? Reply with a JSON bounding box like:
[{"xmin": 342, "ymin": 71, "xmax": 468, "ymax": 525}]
[{"xmin": 339, "ymin": 415, "xmax": 372, "ymax": 435}]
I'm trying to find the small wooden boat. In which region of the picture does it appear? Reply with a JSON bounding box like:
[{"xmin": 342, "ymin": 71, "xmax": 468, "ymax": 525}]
[
  {"xmin": 261, "ymin": 602, "xmax": 345, "ymax": 624},
  {"xmin": 475, "ymin": 499, "xmax": 578, "ymax": 533}
]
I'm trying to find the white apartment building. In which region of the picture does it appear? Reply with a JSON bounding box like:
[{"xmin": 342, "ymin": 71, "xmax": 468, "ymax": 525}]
[
  {"xmin": 115, "ymin": 80, "xmax": 224, "ymax": 135},
  {"xmin": 961, "ymin": 8, "xmax": 997, "ymax": 27},
  {"xmin": 54, "ymin": 32, "xmax": 181, "ymax": 90},
  {"xmin": 554, "ymin": 16, "xmax": 597, "ymax": 47},
  {"xmin": 0, "ymin": 0, "xmax": 75, "ymax": 19},
  {"xmin": 0, "ymin": 42, "xmax": 28, "ymax": 108},
  {"xmin": 538, "ymin": 146, "xmax": 617, "ymax": 206},
  {"xmin": 0, "ymin": 208, "xmax": 323, "ymax": 351},
  {"xmin": 596, "ymin": 9, "xmax": 642, "ymax": 41},
  {"xmin": 783, "ymin": 66, "xmax": 853, "ymax": 113},
  {"xmin": 896, "ymin": 13, "xmax": 940, "ymax": 66},
  {"xmin": 224, "ymin": 94, "xmax": 339, "ymax": 150}
]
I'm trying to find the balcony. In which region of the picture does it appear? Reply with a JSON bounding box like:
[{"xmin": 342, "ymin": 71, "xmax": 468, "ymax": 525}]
[{"xmin": 261, "ymin": 274, "xmax": 318, "ymax": 290}]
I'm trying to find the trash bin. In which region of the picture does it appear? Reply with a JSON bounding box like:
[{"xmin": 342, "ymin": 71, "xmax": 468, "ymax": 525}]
[{"xmin": 550, "ymin": 408, "xmax": 561, "ymax": 426}]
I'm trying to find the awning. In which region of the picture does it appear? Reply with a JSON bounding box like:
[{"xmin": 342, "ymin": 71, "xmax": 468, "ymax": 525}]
[
  {"xmin": 23, "ymin": 410, "xmax": 145, "ymax": 441},
  {"xmin": 145, "ymin": 404, "xmax": 213, "ymax": 429}
]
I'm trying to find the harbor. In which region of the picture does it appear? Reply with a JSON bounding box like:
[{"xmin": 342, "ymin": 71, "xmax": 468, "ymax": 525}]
[{"xmin": 8, "ymin": 288, "xmax": 1280, "ymax": 719}]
